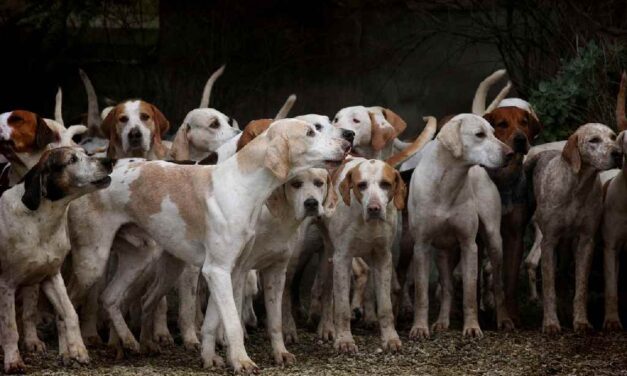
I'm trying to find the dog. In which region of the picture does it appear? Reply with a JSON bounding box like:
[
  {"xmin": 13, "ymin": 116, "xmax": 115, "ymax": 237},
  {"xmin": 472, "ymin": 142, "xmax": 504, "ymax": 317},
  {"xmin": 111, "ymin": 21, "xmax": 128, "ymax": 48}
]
[
  {"xmin": 65, "ymin": 119, "xmax": 349, "ymax": 372},
  {"xmin": 0, "ymin": 147, "xmax": 112, "ymax": 373},
  {"xmin": 525, "ymin": 123, "xmax": 621, "ymax": 333},
  {"xmin": 408, "ymin": 114, "xmax": 513, "ymax": 339}
]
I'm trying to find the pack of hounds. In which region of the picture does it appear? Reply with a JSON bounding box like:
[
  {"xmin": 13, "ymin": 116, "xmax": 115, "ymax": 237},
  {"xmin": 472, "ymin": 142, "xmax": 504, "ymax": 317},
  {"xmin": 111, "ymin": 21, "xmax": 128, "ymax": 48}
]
[{"xmin": 0, "ymin": 66, "xmax": 626, "ymax": 374}]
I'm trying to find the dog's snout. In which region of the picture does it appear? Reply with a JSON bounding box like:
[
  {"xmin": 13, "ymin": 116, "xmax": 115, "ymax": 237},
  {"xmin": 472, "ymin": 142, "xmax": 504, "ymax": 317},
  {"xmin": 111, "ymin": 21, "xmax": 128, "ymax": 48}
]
[
  {"xmin": 367, "ymin": 204, "xmax": 381, "ymax": 218},
  {"xmin": 513, "ymin": 133, "xmax": 527, "ymax": 153},
  {"xmin": 341, "ymin": 129, "xmax": 355, "ymax": 145},
  {"xmin": 101, "ymin": 157, "xmax": 116, "ymax": 171},
  {"xmin": 304, "ymin": 198, "xmax": 319, "ymax": 211},
  {"xmin": 128, "ymin": 128, "xmax": 142, "ymax": 143}
]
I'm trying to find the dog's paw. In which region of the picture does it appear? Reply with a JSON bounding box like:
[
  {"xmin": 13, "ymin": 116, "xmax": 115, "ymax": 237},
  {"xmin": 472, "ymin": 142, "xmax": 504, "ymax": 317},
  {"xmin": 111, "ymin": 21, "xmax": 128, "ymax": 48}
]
[
  {"xmin": 61, "ymin": 343, "xmax": 90, "ymax": 367},
  {"xmin": 542, "ymin": 321, "xmax": 561, "ymax": 335},
  {"xmin": 603, "ymin": 317, "xmax": 623, "ymax": 331},
  {"xmin": 274, "ymin": 351, "xmax": 296, "ymax": 366},
  {"xmin": 409, "ymin": 325, "xmax": 430, "ymax": 340},
  {"xmin": 232, "ymin": 357, "xmax": 259, "ymax": 374},
  {"xmin": 334, "ymin": 338, "xmax": 358, "ymax": 354},
  {"xmin": 462, "ymin": 324, "xmax": 483, "ymax": 338},
  {"xmin": 140, "ymin": 339, "xmax": 162, "ymax": 355},
  {"xmin": 23, "ymin": 337, "xmax": 47, "ymax": 353},
  {"xmin": 431, "ymin": 321, "xmax": 449, "ymax": 332},
  {"xmin": 317, "ymin": 321, "xmax": 335, "ymax": 342},
  {"xmin": 382, "ymin": 337, "xmax": 402, "ymax": 352},
  {"xmin": 119, "ymin": 335, "xmax": 141, "ymax": 354},
  {"xmin": 154, "ymin": 331, "xmax": 174, "ymax": 347},
  {"xmin": 283, "ymin": 329, "xmax": 298, "ymax": 345},
  {"xmin": 183, "ymin": 338, "xmax": 200, "ymax": 352},
  {"xmin": 4, "ymin": 355, "xmax": 26, "ymax": 375},
  {"xmin": 202, "ymin": 354, "xmax": 225, "ymax": 369},
  {"xmin": 573, "ymin": 320, "xmax": 593, "ymax": 333},
  {"xmin": 498, "ymin": 318, "xmax": 515, "ymax": 331}
]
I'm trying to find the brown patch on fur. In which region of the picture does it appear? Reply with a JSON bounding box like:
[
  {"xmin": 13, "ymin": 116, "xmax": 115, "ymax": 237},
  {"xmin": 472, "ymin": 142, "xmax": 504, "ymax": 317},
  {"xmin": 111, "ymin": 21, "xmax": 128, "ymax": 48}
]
[
  {"xmin": 484, "ymin": 107, "xmax": 542, "ymax": 152},
  {"xmin": 381, "ymin": 163, "xmax": 407, "ymax": 210},
  {"xmin": 127, "ymin": 163, "xmax": 211, "ymax": 240},
  {"xmin": 369, "ymin": 112, "xmax": 395, "ymax": 151},
  {"xmin": 340, "ymin": 165, "xmax": 364, "ymax": 205},
  {"xmin": 382, "ymin": 108, "xmax": 407, "ymax": 136},
  {"xmin": 237, "ymin": 119, "xmax": 273, "ymax": 151},
  {"xmin": 2, "ymin": 110, "xmax": 57, "ymax": 154}
]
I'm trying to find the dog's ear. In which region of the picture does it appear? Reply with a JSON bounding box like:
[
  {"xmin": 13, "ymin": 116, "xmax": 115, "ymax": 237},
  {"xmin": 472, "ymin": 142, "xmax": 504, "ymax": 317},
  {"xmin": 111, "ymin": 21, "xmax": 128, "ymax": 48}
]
[
  {"xmin": 100, "ymin": 105, "xmax": 118, "ymax": 140},
  {"xmin": 35, "ymin": 116, "xmax": 57, "ymax": 149},
  {"xmin": 21, "ymin": 160, "xmax": 44, "ymax": 211},
  {"xmin": 339, "ymin": 168, "xmax": 354, "ymax": 206},
  {"xmin": 150, "ymin": 104, "xmax": 170, "ymax": 138},
  {"xmin": 562, "ymin": 132, "xmax": 581, "ymax": 173},
  {"xmin": 105, "ymin": 114, "xmax": 119, "ymax": 159},
  {"xmin": 527, "ymin": 111, "xmax": 543, "ymax": 140},
  {"xmin": 323, "ymin": 171, "xmax": 338, "ymax": 216},
  {"xmin": 617, "ymin": 131, "xmax": 627, "ymax": 153},
  {"xmin": 265, "ymin": 185, "xmax": 288, "ymax": 218},
  {"xmin": 392, "ymin": 169, "xmax": 407, "ymax": 210},
  {"xmin": 482, "ymin": 112, "xmax": 496, "ymax": 127},
  {"xmin": 437, "ymin": 118, "xmax": 463, "ymax": 158},
  {"xmin": 369, "ymin": 112, "xmax": 395, "ymax": 151},
  {"xmin": 170, "ymin": 123, "xmax": 190, "ymax": 160},
  {"xmin": 382, "ymin": 108, "xmax": 407, "ymax": 136},
  {"xmin": 264, "ymin": 134, "xmax": 290, "ymax": 180},
  {"xmin": 238, "ymin": 119, "xmax": 273, "ymax": 151}
]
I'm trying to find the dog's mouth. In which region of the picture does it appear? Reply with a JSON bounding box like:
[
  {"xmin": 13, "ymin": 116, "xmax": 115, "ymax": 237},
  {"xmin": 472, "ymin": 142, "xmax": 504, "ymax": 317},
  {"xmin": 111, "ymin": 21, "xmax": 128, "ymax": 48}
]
[{"xmin": 91, "ymin": 176, "xmax": 112, "ymax": 188}]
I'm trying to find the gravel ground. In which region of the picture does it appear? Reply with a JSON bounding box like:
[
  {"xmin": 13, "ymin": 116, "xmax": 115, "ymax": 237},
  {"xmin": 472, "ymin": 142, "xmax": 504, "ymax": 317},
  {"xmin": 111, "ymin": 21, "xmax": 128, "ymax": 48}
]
[{"xmin": 19, "ymin": 322, "xmax": 627, "ymax": 375}]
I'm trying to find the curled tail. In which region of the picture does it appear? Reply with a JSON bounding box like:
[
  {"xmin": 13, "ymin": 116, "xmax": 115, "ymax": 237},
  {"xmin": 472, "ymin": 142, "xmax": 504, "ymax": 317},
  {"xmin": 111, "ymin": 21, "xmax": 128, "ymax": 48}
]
[
  {"xmin": 199, "ymin": 64, "xmax": 226, "ymax": 108},
  {"xmin": 385, "ymin": 116, "xmax": 437, "ymax": 168},
  {"xmin": 472, "ymin": 69, "xmax": 507, "ymax": 115}
]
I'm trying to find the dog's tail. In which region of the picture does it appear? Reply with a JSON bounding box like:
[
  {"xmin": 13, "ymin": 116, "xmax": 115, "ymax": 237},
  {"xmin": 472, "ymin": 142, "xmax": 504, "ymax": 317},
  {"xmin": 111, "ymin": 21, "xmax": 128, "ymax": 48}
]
[
  {"xmin": 617, "ymin": 71, "xmax": 627, "ymax": 131},
  {"xmin": 54, "ymin": 87, "xmax": 64, "ymax": 126},
  {"xmin": 79, "ymin": 68, "xmax": 103, "ymax": 136},
  {"xmin": 385, "ymin": 116, "xmax": 437, "ymax": 168},
  {"xmin": 485, "ymin": 81, "xmax": 513, "ymax": 113},
  {"xmin": 472, "ymin": 69, "xmax": 508, "ymax": 115},
  {"xmin": 275, "ymin": 94, "xmax": 297, "ymax": 119},
  {"xmin": 199, "ymin": 64, "xmax": 226, "ymax": 108}
]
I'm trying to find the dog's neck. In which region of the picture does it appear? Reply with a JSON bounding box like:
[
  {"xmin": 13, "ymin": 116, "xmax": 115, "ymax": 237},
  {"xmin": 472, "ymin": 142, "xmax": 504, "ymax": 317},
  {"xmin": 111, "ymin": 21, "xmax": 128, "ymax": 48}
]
[
  {"xmin": 555, "ymin": 157, "xmax": 600, "ymax": 200},
  {"xmin": 9, "ymin": 184, "xmax": 76, "ymax": 233},
  {"xmin": 418, "ymin": 141, "xmax": 474, "ymax": 205}
]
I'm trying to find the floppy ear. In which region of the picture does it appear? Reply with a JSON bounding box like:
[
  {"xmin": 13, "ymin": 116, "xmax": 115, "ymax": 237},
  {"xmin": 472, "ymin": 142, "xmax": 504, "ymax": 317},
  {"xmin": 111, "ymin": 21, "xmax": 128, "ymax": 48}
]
[
  {"xmin": 339, "ymin": 169, "xmax": 354, "ymax": 206},
  {"xmin": 383, "ymin": 108, "xmax": 407, "ymax": 136},
  {"xmin": 151, "ymin": 105, "xmax": 170, "ymax": 137},
  {"xmin": 105, "ymin": 113, "xmax": 120, "ymax": 159},
  {"xmin": 35, "ymin": 116, "xmax": 57, "ymax": 149},
  {"xmin": 323, "ymin": 171, "xmax": 338, "ymax": 216},
  {"xmin": 21, "ymin": 163, "xmax": 43, "ymax": 211},
  {"xmin": 100, "ymin": 106, "xmax": 118, "ymax": 140},
  {"xmin": 170, "ymin": 123, "xmax": 190, "ymax": 160},
  {"xmin": 369, "ymin": 112, "xmax": 395, "ymax": 151},
  {"xmin": 392, "ymin": 169, "xmax": 407, "ymax": 210},
  {"xmin": 617, "ymin": 131, "xmax": 627, "ymax": 153},
  {"xmin": 562, "ymin": 132, "xmax": 581, "ymax": 173},
  {"xmin": 437, "ymin": 118, "xmax": 463, "ymax": 158},
  {"xmin": 482, "ymin": 112, "xmax": 496, "ymax": 127},
  {"xmin": 264, "ymin": 135, "xmax": 290, "ymax": 180},
  {"xmin": 237, "ymin": 119, "xmax": 273, "ymax": 151},
  {"xmin": 527, "ymin": 112, "xmax": 543, "ymax": 140},
  {"xmin": 265, "ymin": 185, "xmax": 288, "ymax": 218}
]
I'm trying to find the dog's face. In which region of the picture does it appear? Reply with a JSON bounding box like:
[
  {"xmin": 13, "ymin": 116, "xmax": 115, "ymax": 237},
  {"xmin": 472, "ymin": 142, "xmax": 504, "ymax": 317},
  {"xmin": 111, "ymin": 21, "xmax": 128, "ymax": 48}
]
[
  {"xmin": 340, "ymin": 159, "xmax": 406, "ymax": 221},
  {"xmin": 264, "ymin": 119, "xmax": 351, "ymax": 180},
  {"xmin": 21, "ymin": 147, "xmax": 114, "ymax": 210},
  {"xmin": 483, "ymin": 107, "xmax": 542, "ymax": 154},
  {"xmin": 0, "ymin": 110, "xmax": 58, "ymax": 158},
  {"xmin": 184, "ymin": 108, "xmax": 239, "ymax": 152},
  {"xmin": 268, "ymin": 168, "xmax": 337, "ymax": 220},
  {"xmin": 332, "ymin": 106, "xmax": 406, "ymax": 151},
  {"xmin": 438, "ymin": 114, "xmax": 513, "ymax": 169},
  {"xmin": 102, "ymin": 100, "xmax": 170, "ymax": 156},
  {"xmin": 296, "ymin": 114, "xmax": 355, "ymax": 146},
  {"xmin": 562, "ymin": 123, "xmax": 622, "ymax": 173}
]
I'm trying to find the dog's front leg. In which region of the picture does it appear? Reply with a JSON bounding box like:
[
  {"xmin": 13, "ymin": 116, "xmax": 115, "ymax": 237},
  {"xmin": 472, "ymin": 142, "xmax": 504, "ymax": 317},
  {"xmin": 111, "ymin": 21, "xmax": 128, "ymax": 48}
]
[
  {"xmin": 460, "ymin": 240, "xmax": 482, "ymax": 338},
  {"xmin": 333, "ymin": 252, "xmax": 357, "ymax": 353},
  {"xmin": 200, "ymin": 294, "xmax": 225, "ymax": 369},
  {"xmin": 540, "ymin": 235, "xmax": 560, "ymax": 334},
  {"xmin": 433, "ymin": 250, "xmax": 453, "ymax": 332},
  {"xmin": 372, "ymin": 249, "xmax": 401, "ymax": 352},
  {"xmin": 41, "ymin": 273, "xmax": 90, "ymax": 366},
  {"xmin": 20, "ymin": 284, "xmax": 46, "ymax": 353},
  {"xmin": 409, "ymin": 242, "xmax": 431, "ymax": 340},
  {"xmin": 261, "ymin": 260, "xmax": 296, "ymax": 366},
  {"xmin": 0, "ymin": 282, "xmax": 25, "ymax": 374},
  {"xmin": 573, "ymin": 237, "xmax": 594, "ymax": 333}
]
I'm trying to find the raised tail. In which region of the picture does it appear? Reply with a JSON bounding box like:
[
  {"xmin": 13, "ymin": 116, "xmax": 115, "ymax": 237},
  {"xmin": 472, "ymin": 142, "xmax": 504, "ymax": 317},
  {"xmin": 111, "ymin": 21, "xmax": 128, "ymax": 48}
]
[
  {"xmin": 472, "ymin": 69, "xmax": 507, "ymax": 115},
  {"xmin": 78, "ymin": 68, "xmax": 102, "ymax": 136},
  {"xmin": 199, "ymin": 64, "xmax": 226, "ymax": 108},
  {"xmin": 385, "ymin": 116, "xmax": 437, "ymax": 168},
  {"xmin": 54, "ymin": 87, "xmax": 64, "ymax": 126},
  {"xmin": 275, "ymin": 94, "xmax": 297, "ymax": 119}
]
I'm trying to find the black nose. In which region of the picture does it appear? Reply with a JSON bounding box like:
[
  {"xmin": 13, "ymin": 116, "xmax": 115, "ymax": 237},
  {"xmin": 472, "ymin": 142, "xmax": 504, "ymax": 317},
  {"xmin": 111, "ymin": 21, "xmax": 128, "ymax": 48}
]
[
  {"xmin": 612, "ymin": 150, "xmax": 623, "ymax": 167},
  {"xmin": 304, "ymin": 198, "xmax": 319, "ymax": 211},
  {"xmin": 128, "ymin": 128, "xmax": 142, "ymax": 142},
  {"xmin": 101, "ymin": 157, "xmax": 116, "ymax": 171},
  {"xmin": 513, "ymin": 134, "xmax": 527, "ymax": 153},
  {"xmin": 341, "ymin": 129, "xmax": 355, "ymax": 145},
  {"xmin": 367, "ymin": 205, "xmax": 381, "ymax": 216}
]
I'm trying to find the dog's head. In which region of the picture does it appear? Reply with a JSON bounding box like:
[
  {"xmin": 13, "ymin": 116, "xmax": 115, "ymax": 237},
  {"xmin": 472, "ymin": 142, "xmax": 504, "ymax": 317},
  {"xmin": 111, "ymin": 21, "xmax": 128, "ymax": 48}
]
[
  {"xmin": 296, "ymin": 114, "xmax": 355, "ymax": 146},
  {"xmin": 339, "ymin": 159, "xmax": 406, "ymax": 222},
  {"xmin": 101, "ymin": 100, "xmax": 169, "ymax": 158},
  {"xmin": 171, "ymin": 108, "xmax": 239, "ymax": 160},
  {"xmin": 332, "ymin": 106, "xmax": 406, "ymax": 152},
  {"xmin": 483, "ymin": 106, "xmax": 542, "ymax": 154},
  {"xmin": 20, "ymin": 147, "xmax": 114, "ymax": 211},
  {"xmin": 562, "ymin": 123, "xmax": 622, "ymax": 174},
  {"xmin": 0, "ymin": 110, "xmax": 58, "ymax": 159},
  {"xmin": 437, "ymin": 114, "xmax": 513, "ymax": 169},
  {"xmin": 266, "ymin": 168, "xmax": 337, "ymax": 220},
  {"xmin": 262, "ymin": 119, "xmax": 351, "ymax": 181}
]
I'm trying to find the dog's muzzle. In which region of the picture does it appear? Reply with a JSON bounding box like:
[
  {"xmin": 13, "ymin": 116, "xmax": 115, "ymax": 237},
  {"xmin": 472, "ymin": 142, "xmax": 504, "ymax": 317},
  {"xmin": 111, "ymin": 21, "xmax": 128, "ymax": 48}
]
[
  {"xmin": 127, "ymin": 128, "xmax": 143, "ymax": 148},
  {"xmin": 513, "ymin": 133, "xmax": 528, "ymax": 154},
  {"xmin": 304, "ymin": 198, "xmax": 319, "ymax": 216},
  {"xmin": 366, "ymin": 204, "xmax": 383, "ymax": 220},
  {"xmin": 341, "ymin": 129, "xmax": 355, "ymax": 146}
]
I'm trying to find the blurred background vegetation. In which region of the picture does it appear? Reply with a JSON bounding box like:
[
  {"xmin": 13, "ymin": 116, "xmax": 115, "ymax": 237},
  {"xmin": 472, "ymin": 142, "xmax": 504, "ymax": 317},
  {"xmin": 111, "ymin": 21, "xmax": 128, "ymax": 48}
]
[{"xmin": 0, "ymin": 0, "xmax": 625, "ymax": 140}]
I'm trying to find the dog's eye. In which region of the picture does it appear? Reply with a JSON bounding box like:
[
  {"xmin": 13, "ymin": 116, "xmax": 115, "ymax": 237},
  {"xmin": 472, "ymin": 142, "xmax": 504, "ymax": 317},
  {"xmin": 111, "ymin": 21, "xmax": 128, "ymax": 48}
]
[
  {"xmin": 333, "ymin": 117, "xmax": 338, "ymax": 123},
  {"xmin": 119, "ymin": 116, "xmax": 129, "ymax": 123},
  {"xmin": 380, "ymin": 181, "xmax": 392, "ymax": 190},
  {"xmin": 315, "ymin": 123, "xmax": 322, "ymax": 131},
  {"xmin": 497, "ymin": 121, "xmax": 508, "ymax": 129},
  {"xmin": 521, "ymin": 118, "xmax": 528, "ymax": 125},
  {"xmin": 476, "ymin": 132, "xmax": 486, "ymax": 138},
  {"xmin": 69, "ymin": 155, "xmax": 78, "ymax": 164},
  {"xmin": 291, "ymin": 181, "xmax": 303, "ymax": 189},
  {"xmin": 353, "ymin": 118, "xmax": 360, "ymax": 124},
  {"xmin": 307, "ymin": 129, "xmax": 315, "ymax": 137},
  {"xmin": 7, "ymin": 115, "xmax": 22, "ymax": 123},
  {"xmin": 210, "ymin": 121, "xmax": 220, "ymax": 129},
  {"xmin": 313, "ymin": 179, "xmax": 324, "ymax": 188},
  {"xmin": 140, "ymin": 113, "xmax": 150, "ymax": 121},
  {"xmin": 589, "ymin": 137, "xmax": 601, "ymax": 144},
  {"xmin": 357, "ymin": 182, "xmax": 367, "ymax": 191}
]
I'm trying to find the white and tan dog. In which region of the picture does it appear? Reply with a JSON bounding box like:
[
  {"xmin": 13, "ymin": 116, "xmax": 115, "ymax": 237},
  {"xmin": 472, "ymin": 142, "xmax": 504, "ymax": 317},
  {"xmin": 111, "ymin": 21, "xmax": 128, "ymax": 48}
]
[
  {"xmin": 0, "ymin": 147, "xmax": 112, "ymax": 373},
  {"xmin": 65, "ymin": 119, "xmax": 349, "ymax": 372},
  {"xmin": 408, "ymin": 114, "xmax": 513, "ymax": 339}
]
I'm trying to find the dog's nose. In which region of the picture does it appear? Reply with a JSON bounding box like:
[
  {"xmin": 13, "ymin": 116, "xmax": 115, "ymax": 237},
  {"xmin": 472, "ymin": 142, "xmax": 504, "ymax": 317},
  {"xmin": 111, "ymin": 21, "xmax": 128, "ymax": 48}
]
[
  {"xmin": 367, "ymin": 204, "xmax": 381, "ymax": 217},
  {"xmin": 304, "ymin": 198, "xmax": 319, "ymax": 211},
  {"xmin": 612, "ymin": 150, "xmax": 623, "ymax": 167},
  {"xmin": 341, "ymin": 129, "xmax": 355, "ymax": 145},
  {"xmin": 100, "ymin": 157, "xmax": 116, "ymax": 171},
  {"xmin": 128, "ymin": 128, "xmax": 142, "ymax": 142},
  {"xmin": 513, "ymin": 134, "xmax": 527, "ymax": 153}
]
